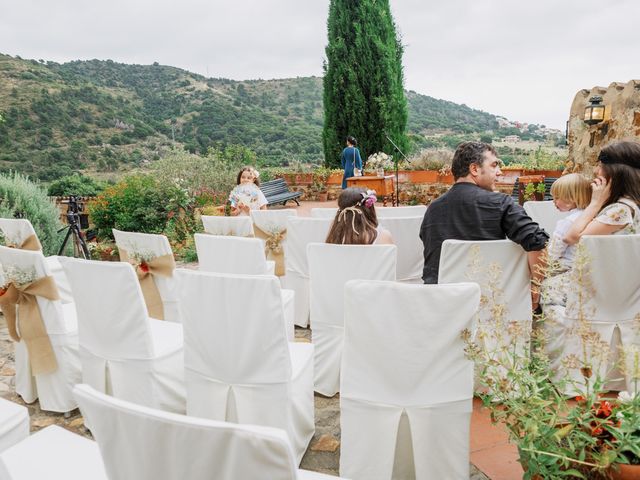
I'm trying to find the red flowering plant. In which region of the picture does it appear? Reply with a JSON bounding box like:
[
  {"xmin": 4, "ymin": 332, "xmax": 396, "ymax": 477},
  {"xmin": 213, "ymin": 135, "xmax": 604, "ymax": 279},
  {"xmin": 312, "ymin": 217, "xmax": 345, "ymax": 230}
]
[{"xmin": 461, "ymin": 246, "xmax": 640, "ymax": 479}]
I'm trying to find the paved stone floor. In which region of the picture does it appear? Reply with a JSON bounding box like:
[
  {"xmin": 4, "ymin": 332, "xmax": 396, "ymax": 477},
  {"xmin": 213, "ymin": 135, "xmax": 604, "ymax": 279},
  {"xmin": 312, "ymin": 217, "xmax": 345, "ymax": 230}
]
[{"xmin": 0, "ymin": 317, "xmax": 489, "ymax": 478}]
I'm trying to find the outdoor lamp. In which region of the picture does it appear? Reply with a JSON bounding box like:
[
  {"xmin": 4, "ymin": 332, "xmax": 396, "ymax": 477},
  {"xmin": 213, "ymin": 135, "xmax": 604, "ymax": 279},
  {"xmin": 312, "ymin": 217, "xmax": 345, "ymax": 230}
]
[{"xmin": 583, "ymin": 95, "xmax": 606, "ymax": 125}]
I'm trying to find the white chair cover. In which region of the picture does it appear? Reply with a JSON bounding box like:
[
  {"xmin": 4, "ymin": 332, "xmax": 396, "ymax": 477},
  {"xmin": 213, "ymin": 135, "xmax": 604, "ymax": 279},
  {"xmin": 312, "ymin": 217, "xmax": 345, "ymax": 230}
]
[
  {"xmin": 0, "ymin": 219, "xmax": 40, "ymax": 249},
  {"xmin": 0, "ymin": 399, "xmax": 28, "ymax": 453},
  {"xmin": 74, "ymin": 384, "xmax": 342, "ymax": 480},
  {"xmin": 201, "ymin": 215, "xmax": 254, "ymax": 237},
  {"xmin": 59, "ymin": 258, "xmax": 185, "ymax": 413},
  {"xmin": 195, "ymin": 234, "xmax": 295, "ymax": 338},
  {"xmin": 376, "ymin": 205, "xmax": 427, "ymax": 218},
  {"xmin": 307, "ymin": 243, "xmax": 396, "ymax": 396},
  {"xmin": 0, "ymin": 246, "xmax": 80, "ymax": 413},
  {"xmin": 310, "ymin": 207, "xmax": 338, "ymax": 219},
  {"xmin": 439, "ymin": 239, "xmax": 532, "ymax": 393},
  {"xmin": 0, "ymin": 218, "xmax": 73, "ymax": 303},
  {"xmin": 112, "ymin": 229, "xmax": 181, "ymax": 323},
  {"xmin": 282, "ymin": 217, "xmax": 333, "ymax": 327},
  {"xmin": 544, "ymin": 234, "xmax": 640, "ymax": 394},
  {"xmin": 177, "ymin": 270, "xmax": 314, "ymax": 464},
  {"xmin": 439, "ymin": 239, "xmax": 532, "ymax": 323},
  {"xmin": 378, "ymin": 216, "xmax": 424, "ymax": 283},
  {"xmin": 523, "ymin": 200, "xmax": 570, "ymax": 235},
  {"xmin": 0, "ymin": 425, "xmax": 107, "ymax": 480},
  {"xmin": 340, "ymin": 281, "xmax": 479, "ymax": 480},
  {"xmin": 195, "ymin": 233, "xmax": 274, "ymax": 275}
]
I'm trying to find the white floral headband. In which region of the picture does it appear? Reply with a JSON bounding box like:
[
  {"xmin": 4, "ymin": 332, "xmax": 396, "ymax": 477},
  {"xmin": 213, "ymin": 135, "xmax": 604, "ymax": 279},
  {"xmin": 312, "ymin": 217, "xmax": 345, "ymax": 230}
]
[
  {"xmin": 359, "ymin": 189, "xmax": 377, "ymax": 208},
  {"xmin": 337, "ymin": 190, "xmax": 377, "ymax": 235}
]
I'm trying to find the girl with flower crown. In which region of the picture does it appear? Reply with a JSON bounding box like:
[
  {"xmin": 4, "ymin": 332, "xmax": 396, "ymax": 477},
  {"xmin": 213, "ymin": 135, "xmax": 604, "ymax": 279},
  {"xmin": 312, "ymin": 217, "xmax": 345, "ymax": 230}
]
[
  {"xmin": 325, "ymin": 187, "xmax": 393, "ymax": 245},
  {"xmin": 229, "ymin": 167, "xmax": 268, "ymax": 216}
]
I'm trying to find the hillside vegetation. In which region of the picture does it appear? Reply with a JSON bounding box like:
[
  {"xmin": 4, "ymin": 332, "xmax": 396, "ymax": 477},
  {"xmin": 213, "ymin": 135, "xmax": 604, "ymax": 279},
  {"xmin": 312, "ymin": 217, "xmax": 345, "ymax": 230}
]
[{"xmin": 0, "ymin": 54, "xmax": 544, "ymax": 180}]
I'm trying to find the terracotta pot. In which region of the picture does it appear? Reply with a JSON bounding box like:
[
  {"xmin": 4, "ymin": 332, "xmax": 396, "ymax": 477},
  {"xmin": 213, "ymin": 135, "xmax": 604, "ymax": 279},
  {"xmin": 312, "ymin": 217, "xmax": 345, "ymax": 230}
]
[
  {"xmin": 438, "ymin": 173, "xmax": 454, "ymax": 184},
  {"xmin": 610, "ymin": 463, "xmax": 640, "ymax": 480},
  {"xmin": 327, "ymin": 173, "xmax": 343, "ymax": 185},
  {"xmin": 317, "ymin": 192, "xmax": 329, "ymax": 202}
]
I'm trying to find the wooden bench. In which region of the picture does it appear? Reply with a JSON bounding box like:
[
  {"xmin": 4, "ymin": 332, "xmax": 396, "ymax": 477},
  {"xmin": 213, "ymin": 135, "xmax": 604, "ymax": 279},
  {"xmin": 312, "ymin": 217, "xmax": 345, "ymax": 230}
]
[{"xmin": 260, "ymin": 178, "xmax": 303, "ymax": 207}]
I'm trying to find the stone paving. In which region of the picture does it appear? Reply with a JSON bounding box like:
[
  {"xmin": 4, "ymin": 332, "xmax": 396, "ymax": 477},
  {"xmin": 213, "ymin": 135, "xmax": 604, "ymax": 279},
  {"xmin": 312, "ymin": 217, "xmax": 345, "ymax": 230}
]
[{"xmin": 0, "ymin": 317, "xmax": 489, "ymax": 478}]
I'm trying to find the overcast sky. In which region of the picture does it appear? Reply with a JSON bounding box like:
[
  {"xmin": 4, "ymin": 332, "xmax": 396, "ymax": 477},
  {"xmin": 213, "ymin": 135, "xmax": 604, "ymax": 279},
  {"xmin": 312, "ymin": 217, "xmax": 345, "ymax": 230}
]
[{"xmin": 1, "ymin": 0, "xmax": 637, "ymax": 129}]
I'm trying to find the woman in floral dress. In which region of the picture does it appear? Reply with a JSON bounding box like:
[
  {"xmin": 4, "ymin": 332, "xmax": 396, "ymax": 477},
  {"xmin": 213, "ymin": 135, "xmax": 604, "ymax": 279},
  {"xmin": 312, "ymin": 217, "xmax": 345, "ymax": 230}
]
[{"xmin": 542, "ymin": 141, "xmax": 640, "ymax": 306}]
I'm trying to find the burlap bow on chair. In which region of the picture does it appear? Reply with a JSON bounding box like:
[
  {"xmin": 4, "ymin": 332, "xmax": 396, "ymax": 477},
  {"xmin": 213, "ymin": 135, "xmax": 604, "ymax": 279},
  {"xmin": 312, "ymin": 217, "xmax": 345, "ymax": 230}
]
[
  {"xmin": 119, "ymin": 249, "xmax": 176, "ymax": 320},
  {"xmin": 253, "ymin": 226, "xmax": 287, "ymax": 276},
  {"xmin": 6, "ymin": 234, "xmax": 42, "ymax": 251},
  {"xmin": 0, "ymin": 277, "xmax": 59, "ymax": 375}
]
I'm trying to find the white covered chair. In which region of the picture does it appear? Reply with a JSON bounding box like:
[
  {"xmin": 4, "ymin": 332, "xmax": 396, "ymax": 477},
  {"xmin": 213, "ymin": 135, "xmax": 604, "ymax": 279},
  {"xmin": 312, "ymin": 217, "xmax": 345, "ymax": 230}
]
[
  {"xmin": 59, "ymin": 258, "xmax": 185, "ymax": 413},
  {"xmin": 177, "ymin": 270, "xmax": 314, "ymax": 464},
  {"xmin": 282, "ymin": 217, "xmax": 333, "ymax": 328},
  {"xmin": 307, "ymin": 243, "xmax": 396, "ymax": 396},
  {"xmin": 0, "ymin": 398, "xmax": 29, "ymax": 453},
  {"xmin": 0, "ymin": 425, "xmax": 107, "ymax": 480},
  {"xmin": 112, "ymin": 229, "xmax": 181, "ymax": 322},
  {"xmin": 0, "ymin": 246, "xmax": 80, "ymax": 413},
  {"xmin": 195, "ymin": 234, "xmax": 295, "ymax": 339},
  {"xmin": 523, "ymin": 200, "xmax": 570, "ymax": 235},
  {"xmin": 74, "ymin": 383, "xmax": 342, "ymax": 480},
  {"xmin": 310, "ymin": 207, "xmax": 338, "ymax": 219},
  {"xmin": 544, "ymin": 234, "xmax": 640, "ymax": 394},
  {"xmin": 376, "ymin": 205, "xmax": 427, "ymax": 218},
  {"xmin": 439, "ymin": 239, "xmax": 532, "ymax": 324},
  {"xmin": 201, "ymin": 215, "xmax": 254, "ymax": 237},
  {"xmin": 195, "ymin": 233, "xmax": 275, "ymax": 275},
  {"xmin": 340, "ymin": 281, "xmax": 480, "ymax": 480},
  {"xmin": 0, "ymin": 218, "xmax": 73, "ymax": 304},
  {"xmin": 378, "ymin": 216, "xmax": 424, "ymax": 283}
]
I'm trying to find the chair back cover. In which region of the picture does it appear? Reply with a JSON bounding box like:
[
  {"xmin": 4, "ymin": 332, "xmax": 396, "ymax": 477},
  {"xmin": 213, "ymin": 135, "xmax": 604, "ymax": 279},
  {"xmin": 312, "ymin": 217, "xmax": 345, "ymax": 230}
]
[
  {"xmin": 112, "ymin": 229, "xmax": 180, "ymax": 322},
  {"xmin": 340, "ymin": 281, "xmax": 479, "ymax": 480},
  {"xmin": 375, "ymin": 205, "xmax": 427, "ymax": 218},
  {"xmin": 195, "ymin": 234, "xmax": 270, "ymax": 275},
  {"xmin": 74, "ymin": 384, "xmax": 299, "ymax": 480},
  {"xmin": 310, "ymin": 207, "xmax": 338, "ymax": 218},
  {"xmin": 201, "ymin": 215, "xmax": 254, "ymax": 237},
  {"xmin": 307, "ymin": 243, "xmax": 396, "ymax": 396},
  {"xmin": 282, "ymin": 217, "xmax": 333, "ymax": 328},
  {"xmin": 0, "ymin": 246, "xmax": 68, "ymax": 334},
  {"xmin": 439, "ymin": 239, "xmax": 532, "ymax": 323},
  {"xmin": 523, "ymin": 200, "xmax": 569, "ymax": 235},
  {"xmin": 572, "ymin": 235, "xmax": 640, "ymax": 322},
  {"xmin": 342, "ymin": 281, "xmax": 479, "ymax": 404},
  {"xmin": 60, "ymin": 258, "xmax": 154, "ymax": 360},
  {"xmin": 378, "ymin": 216, "xmax": 424, "ymax": 283},
  {"xmin": 177, "ymin": 270, "xmax": 292, "ymax": 422},
  {"xmin": 250, "ymin": 209, "xmax": 297, "ymax": 234},
  {"xmin": 0, "ymin": 219, "xmax": 40, "ymax": 249}
]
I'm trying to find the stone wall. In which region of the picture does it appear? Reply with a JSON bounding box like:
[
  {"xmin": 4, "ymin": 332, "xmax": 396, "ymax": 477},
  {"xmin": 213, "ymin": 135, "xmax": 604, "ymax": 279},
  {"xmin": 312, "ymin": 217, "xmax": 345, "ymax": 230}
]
[{"xmin": 567, "ymin": 79, "xmax": 640, "ymax": 175}]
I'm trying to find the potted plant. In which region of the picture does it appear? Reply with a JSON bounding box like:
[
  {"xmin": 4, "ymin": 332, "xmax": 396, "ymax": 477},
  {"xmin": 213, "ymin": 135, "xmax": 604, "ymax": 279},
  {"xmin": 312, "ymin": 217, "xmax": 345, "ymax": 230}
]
[
  {"xmin": 518, "ymin": 174, "xmax": 546, "ymax": 204},
  {"xmin": 311, "ymin": 167, "xmax": 332, "ymax": 202},
  {"xmin": 462, "ymin": 247, "xmax": 640, "ymax": 480}
]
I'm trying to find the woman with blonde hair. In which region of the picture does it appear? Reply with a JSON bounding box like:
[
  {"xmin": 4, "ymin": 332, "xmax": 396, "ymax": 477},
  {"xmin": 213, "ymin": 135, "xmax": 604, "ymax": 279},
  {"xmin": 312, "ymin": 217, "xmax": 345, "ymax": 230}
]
[{"xmin": 325, "ymin": 187, "xmax": 393, "ymax": 245}]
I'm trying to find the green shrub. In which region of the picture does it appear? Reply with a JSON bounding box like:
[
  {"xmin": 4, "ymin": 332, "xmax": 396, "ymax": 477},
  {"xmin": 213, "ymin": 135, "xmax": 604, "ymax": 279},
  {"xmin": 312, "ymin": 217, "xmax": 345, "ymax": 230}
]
[
  {"xmin": 89, "ymin": 174, "xmax": 189, "ymax": 239},
  {"xmin": 0, "ymin": 172, "xmax": 64, "ymax": 255},
  {"xmin": 47, "ymin": 173, "xmax": 108, "ymax": 196}
]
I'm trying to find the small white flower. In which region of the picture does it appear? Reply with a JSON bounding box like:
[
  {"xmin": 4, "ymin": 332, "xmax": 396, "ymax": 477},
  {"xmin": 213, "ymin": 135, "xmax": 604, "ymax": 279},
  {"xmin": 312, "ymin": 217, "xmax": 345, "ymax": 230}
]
[{"xmin": 618, "ymin": 391, "xmax": 637, "ymax": 403}]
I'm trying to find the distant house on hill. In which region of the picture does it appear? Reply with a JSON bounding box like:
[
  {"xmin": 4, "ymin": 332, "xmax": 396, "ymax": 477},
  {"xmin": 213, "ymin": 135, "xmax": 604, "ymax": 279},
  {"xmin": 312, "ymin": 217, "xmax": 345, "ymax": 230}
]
[{"xmin": 503, "ymin": 135, "xmax": 521, "ymax": 143}]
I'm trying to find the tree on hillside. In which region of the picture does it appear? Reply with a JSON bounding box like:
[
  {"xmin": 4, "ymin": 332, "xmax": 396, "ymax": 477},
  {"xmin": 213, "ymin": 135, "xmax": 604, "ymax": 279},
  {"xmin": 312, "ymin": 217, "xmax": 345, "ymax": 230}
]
[{"xmin": 322, "ymin": 0, "xmax": 409, "ymax": 168}]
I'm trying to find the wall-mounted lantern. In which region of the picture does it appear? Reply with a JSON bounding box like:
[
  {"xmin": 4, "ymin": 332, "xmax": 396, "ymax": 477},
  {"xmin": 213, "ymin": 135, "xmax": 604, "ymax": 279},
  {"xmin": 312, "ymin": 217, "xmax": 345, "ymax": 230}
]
[{"xmin": 584, "ymin": 96, "xmax": 606, "ymax": 125}]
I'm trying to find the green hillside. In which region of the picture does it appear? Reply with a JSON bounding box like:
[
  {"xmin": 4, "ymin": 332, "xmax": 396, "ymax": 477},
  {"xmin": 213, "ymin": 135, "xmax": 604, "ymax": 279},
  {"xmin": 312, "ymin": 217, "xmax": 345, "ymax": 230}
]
[{"xmin": 0, "ymin": 54, "xmax": 532, "ymax": 180}]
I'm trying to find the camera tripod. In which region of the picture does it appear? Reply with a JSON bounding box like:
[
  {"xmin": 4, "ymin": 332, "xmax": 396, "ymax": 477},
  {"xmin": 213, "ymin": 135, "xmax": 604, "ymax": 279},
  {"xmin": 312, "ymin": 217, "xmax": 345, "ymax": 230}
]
[{"xmin": 58, "ymin": 195, "xmax": 90, "ymax": 259}]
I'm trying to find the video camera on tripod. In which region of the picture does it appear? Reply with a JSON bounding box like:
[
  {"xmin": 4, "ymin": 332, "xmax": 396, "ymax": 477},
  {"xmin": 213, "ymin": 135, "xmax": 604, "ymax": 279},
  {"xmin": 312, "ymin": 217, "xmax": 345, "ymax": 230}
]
[{"xmin": 58, "ymin": 195, "xmax": 90, "ymax": 259}]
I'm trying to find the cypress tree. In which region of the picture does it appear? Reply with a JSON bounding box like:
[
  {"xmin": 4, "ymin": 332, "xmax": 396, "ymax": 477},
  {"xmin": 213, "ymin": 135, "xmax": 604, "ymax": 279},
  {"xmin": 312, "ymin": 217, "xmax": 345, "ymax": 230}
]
[{"xmin": 322, "ymin": 0, "xmax": 409, "ymax": 168}]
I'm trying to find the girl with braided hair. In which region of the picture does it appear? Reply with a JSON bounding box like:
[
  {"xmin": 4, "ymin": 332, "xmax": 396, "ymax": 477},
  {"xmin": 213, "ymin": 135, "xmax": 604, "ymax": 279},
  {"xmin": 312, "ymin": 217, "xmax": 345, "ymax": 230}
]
[{"xmin": 325, "ymin": 187, "xmax": 393, "ymax": 245}]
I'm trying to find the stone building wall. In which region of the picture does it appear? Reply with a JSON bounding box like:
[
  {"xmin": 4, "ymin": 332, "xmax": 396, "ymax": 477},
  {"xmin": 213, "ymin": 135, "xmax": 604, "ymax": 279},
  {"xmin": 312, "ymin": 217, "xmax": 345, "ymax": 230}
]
[{"xmin": 567, "ymin": 79, "xmax": 640, "ymax": 175}]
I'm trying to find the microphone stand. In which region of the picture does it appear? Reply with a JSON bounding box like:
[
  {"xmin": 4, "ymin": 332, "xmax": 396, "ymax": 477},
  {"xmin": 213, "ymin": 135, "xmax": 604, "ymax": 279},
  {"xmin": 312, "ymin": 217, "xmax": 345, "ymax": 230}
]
[{"xmin": 384, "ymin": 132, "xmax": 408, "ymax": 207}]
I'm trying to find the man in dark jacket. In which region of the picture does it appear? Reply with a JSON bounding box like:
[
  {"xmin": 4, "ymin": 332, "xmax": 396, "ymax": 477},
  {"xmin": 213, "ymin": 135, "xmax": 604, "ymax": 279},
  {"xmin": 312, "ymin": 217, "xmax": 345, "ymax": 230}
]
[{"xmin": 420, "ymin": 142, "xmax": 549, "ymax": 305}]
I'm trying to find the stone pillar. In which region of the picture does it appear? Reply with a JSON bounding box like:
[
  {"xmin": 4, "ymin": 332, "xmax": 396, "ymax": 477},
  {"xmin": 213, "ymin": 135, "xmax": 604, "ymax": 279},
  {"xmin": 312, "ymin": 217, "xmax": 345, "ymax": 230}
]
[{"xmin": 567, "ymin": 79, "xmax": 640, "ymax": 175}]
